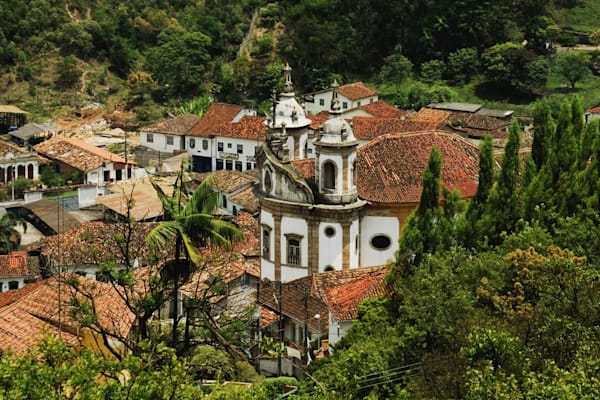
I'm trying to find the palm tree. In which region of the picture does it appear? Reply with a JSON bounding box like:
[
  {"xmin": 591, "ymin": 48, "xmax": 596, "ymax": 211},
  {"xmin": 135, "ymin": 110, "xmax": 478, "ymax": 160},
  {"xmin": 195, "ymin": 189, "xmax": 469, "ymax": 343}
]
[
  {"xmin": 146, "ymin": 163, "xmax": 243, "ymax": 355},
  {"xmin": 0, "ymin": 211, "xmax": 26, "ymax": 254}
]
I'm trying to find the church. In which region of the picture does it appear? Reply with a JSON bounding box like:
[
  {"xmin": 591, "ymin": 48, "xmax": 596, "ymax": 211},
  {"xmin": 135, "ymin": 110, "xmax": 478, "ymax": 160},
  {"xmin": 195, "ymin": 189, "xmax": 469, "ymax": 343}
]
[{"xmin": 256, "ymin": 65, "xmax": 481, "ymax": 283}]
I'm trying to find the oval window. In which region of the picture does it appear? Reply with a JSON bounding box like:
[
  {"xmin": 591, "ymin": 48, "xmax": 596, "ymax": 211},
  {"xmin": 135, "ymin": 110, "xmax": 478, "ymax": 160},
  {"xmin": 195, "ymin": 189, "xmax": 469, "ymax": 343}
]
[
  {"xmin": 370, "ymin": 235, "xmax": 391, "ymax": 250},
  {"xmin": 324, "ymin": 226, "xmax": 335, "ymax": 237}
]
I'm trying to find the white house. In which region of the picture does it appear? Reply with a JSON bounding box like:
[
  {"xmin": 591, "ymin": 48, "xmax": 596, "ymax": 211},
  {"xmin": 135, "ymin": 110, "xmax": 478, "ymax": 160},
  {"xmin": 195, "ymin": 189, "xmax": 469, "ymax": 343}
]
[
  {"xmin": 33, "ymin": 136, "xmax": 135, "ymax": 187},
  {"xmin": 187, "ymin": 104, "xmax": 263, "ymax": 173},
  {"xmin": 138, "ymin": 114, "xmax": 201, "ymax": 161},
  {"xmin": 0, "ymin": 251, "xmax": 31, "ymax": 292},
  {"xmin": 304, "ymin": 81, "xmax": 379, "ymax": 115}
]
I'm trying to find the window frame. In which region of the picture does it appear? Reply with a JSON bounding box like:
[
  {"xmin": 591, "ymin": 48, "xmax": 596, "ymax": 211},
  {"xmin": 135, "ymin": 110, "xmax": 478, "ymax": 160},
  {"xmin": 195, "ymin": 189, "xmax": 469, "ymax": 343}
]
[{"xmin": 285, "ymin": 234, "xmax": 303, "ymax": 266}]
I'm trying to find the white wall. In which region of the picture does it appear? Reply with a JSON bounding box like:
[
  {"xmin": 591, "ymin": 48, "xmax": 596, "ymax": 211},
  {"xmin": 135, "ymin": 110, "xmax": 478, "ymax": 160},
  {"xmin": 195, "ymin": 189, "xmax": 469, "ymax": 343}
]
[
  {"xmin": 140, "ymin": 131, "xmax": 185, "ymax": 154},
  {"xmin": 328, "ymin": 313, "xmax": 352, "ymax": 347},
  {"xmin": 360, "ymin": 215, "xmax": 399, "ymax": 267},
  {"xmin": 0, "ymin": 277, "xmax": 24, "ymax": 292},
  {"xmin": 188, "ymin": 136, "xmax": 259, "ymax": 172},
  {"xmin": 318, "ymin": 221, "xmax": 343, "ymax": 271},
  {"xmin": 305, "ymin": 90, "xmax": 379, "ymax": 115}
]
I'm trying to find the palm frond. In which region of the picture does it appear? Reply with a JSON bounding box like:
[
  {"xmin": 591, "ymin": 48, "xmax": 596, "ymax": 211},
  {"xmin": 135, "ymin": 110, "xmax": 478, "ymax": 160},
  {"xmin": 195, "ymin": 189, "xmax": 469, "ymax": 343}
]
[
  {"xmin": 146, "ymin": 221, "xmax": 181, "ymax": 250},
  {"xmin": 187, "ymin": 174, "xmax": 219, "ymax": 215}
]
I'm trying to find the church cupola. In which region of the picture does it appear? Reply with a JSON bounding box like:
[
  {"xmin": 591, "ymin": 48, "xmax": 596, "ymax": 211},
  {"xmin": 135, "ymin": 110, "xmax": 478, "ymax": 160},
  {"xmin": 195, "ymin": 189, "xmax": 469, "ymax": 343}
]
[
  {"xmin": 313, "ymin": 80, "xmax": 359, "ymax": 205},
  {"xmin": 265, "ymin": 64, "xmax": 311, "ymax": 161}
]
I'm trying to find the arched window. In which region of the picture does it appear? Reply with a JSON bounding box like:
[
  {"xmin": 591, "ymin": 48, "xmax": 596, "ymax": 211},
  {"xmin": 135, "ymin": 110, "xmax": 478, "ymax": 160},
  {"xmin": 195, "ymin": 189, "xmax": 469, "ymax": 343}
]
[
  {"xmin": 27, "ymin": 164, "xmax": 34, "ymax": 179},
  {"xmin": 264, "ymin": 170, "xmax": 272, "ymax": 193},
  {"xmin": 322, "ymin": 161, "xmax": 336, "ymax": 190},
  {"xmin": 324, "ymin": 265, "xmax": 335, "ymax": 272}
]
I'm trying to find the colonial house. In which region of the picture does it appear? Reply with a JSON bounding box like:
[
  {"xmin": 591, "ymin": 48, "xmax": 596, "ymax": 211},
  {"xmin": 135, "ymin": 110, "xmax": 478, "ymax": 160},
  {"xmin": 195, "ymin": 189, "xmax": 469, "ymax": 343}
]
[
  {"xmin": 187, "ymin": 103, "xmax": 263, "ymax": 173},
  {"xmin": 0, "ymin": 251, "xmax": 38, "ymax": 292},
  {"xmin": 257, "ymin": 265, "xmax": 388, "ymax": 351},
  {"xmin": 33, "ymin": 136, "xmax": 135, "ymax": 187},
  {"xmin": 137, "ymin": 114, "xmax": 201, "ymax": 167},
  {"xmin": 0, "ymin": 276, "xmax": 135, "ymax": 356},
  {"xmin": 0, "ymin": 139, "xmax": 42, "ymax": 183},
  {"xmin": 256, "ymin": 69, "xmax": 481, "ymax": 283},
  {"xmin": 304, "ymin": 81, "xmax": 380, "ymax": 115},
  {"xmin": 192, "ymin": 169, "xmax": 259, "ymax": 216}
]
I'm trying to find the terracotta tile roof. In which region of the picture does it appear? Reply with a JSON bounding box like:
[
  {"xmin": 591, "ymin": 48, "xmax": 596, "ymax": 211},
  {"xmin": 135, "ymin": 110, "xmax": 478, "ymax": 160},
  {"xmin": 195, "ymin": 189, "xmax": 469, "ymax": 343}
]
[
  {"xmin": 339, "ymin": 82, "xmax": 379, "ymax": 101},
  {"xmin": 351, "ymin": 117, "xmax": 438, "ymax": 140},
  {"xmin": 357, "ymin": 131, "xmax": 480, "ymax": 203},
  {"xmin": 230, "ymin": 186, "xmax": 260, "ymax": 215},
  {"xmin": 259, "ymin": 305, "xmax": 279, "ymax": 328},
  {"xmin": 33, "ymin": 136, "xmax": 132, "ymax": 172},
  {"xmin": 0, "ymin": 251, "xmax": 29, "ymax": 278},
  {"xmin": 193, "ymin": 169, "xmax": 258, "ymax": 194},
  {"xmin": 0, "ymin": 276, "xmax": 135, "ymax": 355},
  {"xmin": 179, "ymin": 252, "xmax": 260, "ymax": 302},
  {"xmin": 188, "ymin": 103, "xmax": 244, "ymax": 137},
  {"xmin": 40, "ymin": 221, "xmax": 174, "ymax": 268},
  {"xmin": 258, "ymin": 266, "xmax": 390, "ymax": 330},
  {"xmin": 309, "ymin": 111, "xmax": 330, "ymax": 129},
  {"xmin": 213, "ymin": 115, "xmax": 266, "ymax": 140},
  {"xmin": 0, "ymin": 138, "xmax": 28, "ymax": 155},
  {"xmin": 0, "ymin": 280, "xmax": 45, "ymax": 308},
  {"xmin": 446, "ymin": 112, "xmax": 510, "ymax": 131},
  {"xmin": 232, "ymin": 211, "xmax": 260, "ymax": 256},
  {"xmin": 258, "ymin": 276, "xmax": 329, "ymax": 332},
  {"xmin": 587, "ymin": 105, "xmax": 600, "ymax": 114},
  {"xmin": 320, "ymin": 266, "xmax": 389, "ymax": 321},
  {"xmin": 358, "ymin": 100, "xmax": 407, "ymax": 118},
  {"xmin": 291, "ymin": 158, "xmax": 316, "ymax": 181},
  {"xmin": 411, "ymin": 108, "xmax": 452, "ymax": 126},
  {"xmin": 141, "ymin": 114, "xmax": 201, "ymax": 135}
]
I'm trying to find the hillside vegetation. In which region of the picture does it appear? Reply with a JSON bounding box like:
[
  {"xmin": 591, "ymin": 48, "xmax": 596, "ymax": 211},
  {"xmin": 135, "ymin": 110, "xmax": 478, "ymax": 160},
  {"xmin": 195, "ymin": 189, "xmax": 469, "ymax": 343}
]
[{"xmin": 0, "ymin": 0, "xmax": 599, "ymax": 124}]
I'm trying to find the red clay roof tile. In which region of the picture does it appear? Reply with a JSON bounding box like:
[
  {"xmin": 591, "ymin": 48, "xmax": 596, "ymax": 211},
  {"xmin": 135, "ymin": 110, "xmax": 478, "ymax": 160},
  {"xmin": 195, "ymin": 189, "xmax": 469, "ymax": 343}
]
[
  {"xmin": 188, "ymin": 103, "xmax": 244, "ymax": 137},
  {"xmin": 357, "ymin": 131, "xmax": 480, "ymax": 203},
  {"xmin": 358, "ymin": 100, "xmax": 407, "ymax": 118},
  {"xmin": 141, "ymin": 114, "xmax": 201, "ymax": 135},
  {"xmin": 339, "ymin": 82, "xmax": 379, "ymax": 101},
  {"xmin": 352, "ymin": 117, "xmax": 438, "ymax": 140}
]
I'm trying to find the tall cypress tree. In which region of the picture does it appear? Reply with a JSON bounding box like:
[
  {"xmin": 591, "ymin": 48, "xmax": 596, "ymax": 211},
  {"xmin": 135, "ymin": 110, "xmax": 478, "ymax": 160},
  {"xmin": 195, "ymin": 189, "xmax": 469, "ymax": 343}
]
[
  {"xmin": 485, "ymin": 120, "xmax": 522, "ymax": 243},
  {"xmin": 531, "ymin": 99, "xmax": 555, "ymax": 170},
  {"xmin": 395, "ymin": 147, "xmax": 443, "ymax": 271}
]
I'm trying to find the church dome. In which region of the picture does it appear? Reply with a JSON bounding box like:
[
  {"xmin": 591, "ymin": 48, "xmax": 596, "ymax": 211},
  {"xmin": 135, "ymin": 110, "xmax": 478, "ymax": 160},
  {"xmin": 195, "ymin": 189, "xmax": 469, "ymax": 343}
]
[
  {"xmin": 267, "ymin": 64, "xmax": 311, "ymax": 130},
  {"xmin": 318, "ymin": 117, "xmax": 357, "ymax": 144}
]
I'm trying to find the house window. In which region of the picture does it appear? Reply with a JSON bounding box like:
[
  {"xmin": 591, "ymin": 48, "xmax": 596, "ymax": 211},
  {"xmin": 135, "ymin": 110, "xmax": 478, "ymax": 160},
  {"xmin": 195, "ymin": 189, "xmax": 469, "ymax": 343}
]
[
  {"xmin": 218, "ymin": 142, "xmax": 224, "ymax": 151},
  {"xmin": 319, "ymin": 98, "xmax": 325, "ymax": 106},
  {"xmin": 225, "ymin": 160, "xmax": 233, "ymax": 170},
  {"xmin": 216, "ymin": 159, "xmax": 224, "ymax": 170},
  {"xmin": 357, "ymin": 101, "xmax": 361, "ymax": 107},
  {"xmin": 235, "ymin": 161, "xmax": 243, "ymax": 171},
  {"xmin": 262, "ymin": 227, "xmax": 271, "ymax": 259},
  {"xmin": 146, "ymin": 133, "xmax": 154, "ymax": 143},
  {"xmin": 285, "ymin": 234, "xmax": 303, "ymax": 266},
  {"xmin": 342, "ymin": 102, "xmax": 348, "ymax": 109},
  {"xmin": 166, "ymin": 135, "xmax": 174, "ymax": 145},
  {"xmin": 8, "ymin": 281, "xmax": 18, "ymax": 290},
  {"xmin": 237, "ymin": 144, "xmax": 243, "ymax": 154},
  {"xmin": 203, "ymin": 139, "xmax": 209, "ymax": 150},
  {"xmin": 222, "ymin": 194, "xmax": 227, "ymax": 208},
  {"xmin": 227, "ymin": 143, "xmax": 232, "ymax": 149},
  {"xmin": 232, "ymin": 205, "xmax": 238, "ymax": 216},
  {"xmin": 246, "ymin": 162, "xmax": 253, "ymax": 171},
  {"xmin": 189, "ymin": 138, "xmax": 195, "ymax": 148},
  {"xmin": 322, "ymin": 161, "xmax": 336, "ymax": 190}
]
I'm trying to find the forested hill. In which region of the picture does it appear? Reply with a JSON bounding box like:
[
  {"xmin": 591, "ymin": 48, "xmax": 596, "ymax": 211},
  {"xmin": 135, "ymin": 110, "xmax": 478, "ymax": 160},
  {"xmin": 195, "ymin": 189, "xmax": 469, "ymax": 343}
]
[{"xmin": 0, "ymin": 0, "xmax": 595, "ymax": 120}]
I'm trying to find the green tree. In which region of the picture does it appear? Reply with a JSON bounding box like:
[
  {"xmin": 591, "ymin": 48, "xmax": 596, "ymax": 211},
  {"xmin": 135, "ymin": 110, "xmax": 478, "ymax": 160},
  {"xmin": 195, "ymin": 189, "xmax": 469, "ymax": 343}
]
[
  {"xmin": 446, "ymin": 47, "xmax": 479, "ymax": 83},
  {"xmin": 40, "ymin": 165, "xmax": 65, "ymax": 187},
  {"xmin": 531, "ymin": 99, "xmax": 556, "ymax": 170},
  {"xmin": 485, "ymin": 121, "xmax": 522, "ymax": 243},
  {"xmin": 395, "ymin": 147, "xmax": 442, "ymax": 270},
  {"xmin": 145, "ymin": 29, "xmax": 212, "ymax": 98},
  {"xmin": 556, "ymin": 52, "xmax": 591, "ymax": 89},
  {"xmin": 55, "ymin": 55, "xmax": 81, "ymax": 89},
  {"xmin": 0, "ymin": 211, "xmax": 26, "ymax": 254},
  {"xmin": 419, "ymin": 59, "xmax": 445, "ymax": 84},
  {"xmin": 379, "ymin": 45, "xmax": 413, "ymax": 90},
  {"xmin": 146, "ymin": 164, "xmax": 243, "ymax": 356},
  {"xmin": 590, "ymin": 29, "xmax": 600, "ymax": 46}
]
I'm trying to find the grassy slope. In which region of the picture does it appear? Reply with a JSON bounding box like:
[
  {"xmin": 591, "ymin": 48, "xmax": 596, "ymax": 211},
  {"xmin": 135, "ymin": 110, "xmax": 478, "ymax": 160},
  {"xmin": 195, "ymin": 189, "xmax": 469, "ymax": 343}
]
[{"xmin": 553, "ymin": 0, "xmax": 600, "ymax": 32}]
